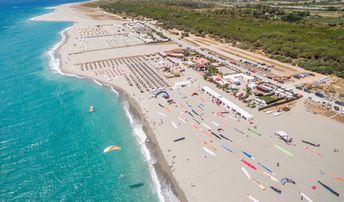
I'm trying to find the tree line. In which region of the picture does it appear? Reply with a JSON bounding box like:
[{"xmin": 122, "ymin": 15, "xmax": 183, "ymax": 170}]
[{"xmin": 101, "ymin": 0, "xmax": 344, "ymax": 78}]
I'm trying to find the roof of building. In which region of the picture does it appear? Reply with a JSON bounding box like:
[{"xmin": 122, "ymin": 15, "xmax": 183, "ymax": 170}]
[
  {"xmin": 195, "ymin": 63, "xmax": 205, "ymax": 68},
  {"xmin": 212, "ymin": 76, "xmax": 228, "ymax": 86},
  {"xmin": 194, "ymin": 57, "xmax": 210, "ymax": 65},
  {"xmin": 170, "ymin": 48, "xmax": 184, "ymax": 53}
]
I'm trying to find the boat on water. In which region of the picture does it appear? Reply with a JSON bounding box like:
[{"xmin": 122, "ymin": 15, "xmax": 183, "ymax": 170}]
[{"xmin": 89, "ymin": 105, "xmax": 94, "ymax": 113}]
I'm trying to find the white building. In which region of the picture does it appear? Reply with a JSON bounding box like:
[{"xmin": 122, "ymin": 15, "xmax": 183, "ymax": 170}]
[
  {"xmin": 212, "ymin": 76, "xmax": 228, "ymax": 87},
  {"xmin": 255, "ymin": 98, "xmax": 267, "ymax": 107},
  {"xmin": 223, "ymin": 73, "xmax": 255, "ymax": 85},
  {"xmin": 247, "ymin": 82, "xmax": 257, "ymax": 89},
  {"xmin": 223, "ymin": 75, "xmax": 241, "ymax": 85}
]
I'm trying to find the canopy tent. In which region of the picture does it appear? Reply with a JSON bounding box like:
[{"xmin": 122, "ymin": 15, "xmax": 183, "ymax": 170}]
[
  {"xmin": 202, "ymin": 86, "xmax": 253, "ymax": 120},
  {"xmin": 173, "ymin": 80, "xmax": 192, "ymax": 89},
  {"xmin": 201, "ymin": 86, "xmax": 221, "ymax": 98},
  {"xmin": 219, "ymin": 97, "xmax": 253, "ymax": 120}
]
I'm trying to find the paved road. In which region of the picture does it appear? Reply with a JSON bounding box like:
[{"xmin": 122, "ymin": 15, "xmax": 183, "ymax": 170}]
[{"xmin": 145, "ymin": 22, "xmax": 344, "ymax": 112}]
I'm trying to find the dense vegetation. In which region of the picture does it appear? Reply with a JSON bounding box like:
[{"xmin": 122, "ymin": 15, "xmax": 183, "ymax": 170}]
[{"xmin": 101, "ymin": 0, "xmax": 344, "ymax": 78}]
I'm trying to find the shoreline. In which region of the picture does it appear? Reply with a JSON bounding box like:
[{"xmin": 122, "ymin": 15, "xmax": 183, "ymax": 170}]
[
  {"xmin": 43, "ymin": 9, "xmax": 186, "ymax": 200},
  {"xmin": 35, "ymin": 1, "xmax": 344, "ymax": 201},
  {"xmin": 117, "ymin": 85, "xmax": 187, "ymax": 202}
]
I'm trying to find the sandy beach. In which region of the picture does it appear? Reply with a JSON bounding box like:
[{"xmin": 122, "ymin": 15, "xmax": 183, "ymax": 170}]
[{"xmin": 34, "ymin": 2, "xmax": 344, "ymax": 202}]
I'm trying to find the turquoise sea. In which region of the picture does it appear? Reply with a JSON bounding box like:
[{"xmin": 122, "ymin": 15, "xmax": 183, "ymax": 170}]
[{"xmin": 0, "ymin": 1, "xmax": 163, "ymax": 201}]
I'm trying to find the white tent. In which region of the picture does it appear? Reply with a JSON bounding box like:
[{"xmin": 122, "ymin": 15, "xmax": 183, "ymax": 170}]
[
  {"xmin": 219, "ymin": 97, "xmax": 253, "ymax": 120},
  {"xmin": 173, "ymin": 80, "xmax": 192, "ymax": 89},
  {"xmin": 202, "ymin": 86, "xmax": 221, "ymax": 98},
  {"xmin": 202, "ymin": 86, "xmax": 253, "ymax": 120}
]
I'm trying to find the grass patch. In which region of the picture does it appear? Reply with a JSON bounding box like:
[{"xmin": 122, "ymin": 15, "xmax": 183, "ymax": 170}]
[{"xmin": 259, "ymin": 95, "xmax": 278, "ymax": 104}]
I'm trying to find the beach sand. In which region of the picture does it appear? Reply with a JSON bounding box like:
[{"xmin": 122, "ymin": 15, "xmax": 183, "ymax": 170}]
[{"xmin": 34, "ymin": 2, "xmax": 344, "ymax": 202}]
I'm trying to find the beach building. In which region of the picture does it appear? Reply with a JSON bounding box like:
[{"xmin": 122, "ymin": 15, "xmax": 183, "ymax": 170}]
[
  {"xmin": 257, "ymin": 85, "xmax": 273, "ymax": 93},
  {"xmin": 191, "ymin": 57, "xmax": 210, "ymax": 71},
  {"xmin": 194, "ymin": 57, "xmax": 210, "ymax": 65},
  {"xmin": 238, "ymin": 73, "xmax": 255, "ymax": 81},
  {"xmin": 164, "ymin": 48, "xmax": 184, "ymax": 58},
  {"xmin": 201, "ymin": 86, "xmax": 253, "ymax": 120},
  {"xmin": 247, "ymin": 82, "xmax": 256, "ymax": 89},
  {"xmin": 223, "ymin": 75, "xmax": 240, "ymax": 85},
  {"xmin": 255, "ymin": 98, "xmax": 267, "ymax": 107},
  {"xmin": 285, "ymin": 91, "xmax": 294, "ymax": 99},
  {"xmin": 223, "ymin": 73, "xmax": 255, "ymax": 85},
  {"xmin": 193, "ymin": 63, "xmax": 207, "ymax": 72},
  {"xmin": 212, "ymin": 76, "xmax": 228, "ymax": 87},
  {"xmin": 159, "ymin": 51, "xmax": 168, "ymax": 57},
  {"xmin": 274, "ymin": 88, "xmax": 295, "ymax": 99}
]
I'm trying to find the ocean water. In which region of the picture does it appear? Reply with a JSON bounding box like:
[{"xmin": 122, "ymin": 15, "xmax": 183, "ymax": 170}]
[{"xmin": 0, "ymin": 1, "xmax": 165, "ymax": 201}]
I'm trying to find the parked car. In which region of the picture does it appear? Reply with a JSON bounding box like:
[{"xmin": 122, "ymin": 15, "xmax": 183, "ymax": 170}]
[
  {"xmin": 304, "ymin": 88, "xmax": 311, "ymax": 93},
  {"xmin": 315, "ymin": 92, "xmax": 325, "ymax": 98},
  {"xmin": 296, "ymin": 86, "xmax": 303, "ymax": 90},
  {"xmin": 335, "ymin": 100, "xmax": 344, "ymax": 107}
]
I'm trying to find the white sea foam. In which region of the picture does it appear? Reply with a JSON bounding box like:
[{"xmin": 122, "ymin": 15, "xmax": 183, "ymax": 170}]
[
  {"xmin": 30, "ymin": 7, "xmax": 56, "ymax": 21},
  {"xmin": 47, "ymin": 26, "xmax": 68, "ymax": 74},
  {"xmin": 92, "ymin": 79, "xmax": 103, "ymax": 86},
  {"xmin": 30, "ymin": 16, "xmax": 38, "ymax": 21},
  {"xmin": 110, "ymin": 86, "xmax": 119, "ymax": 96},
  {"xmin": 44, "ymin": 8, "xmax": 177, "ymax": 202},
  {"xmin": 46, "ymin": 6, "xmax": 56, "ymax": 10},
  {"xmin": 47, "ymin": 26, "xmax": 84, "ymax": 79},
  {"xmin": 123, "ymin": 102, "xmax": 179, "ymax": 202}
]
